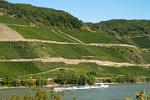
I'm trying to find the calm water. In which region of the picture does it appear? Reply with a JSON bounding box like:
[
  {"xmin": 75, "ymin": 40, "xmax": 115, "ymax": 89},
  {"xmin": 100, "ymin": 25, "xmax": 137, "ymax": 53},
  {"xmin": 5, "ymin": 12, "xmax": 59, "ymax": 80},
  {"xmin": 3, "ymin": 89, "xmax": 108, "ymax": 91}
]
[{"xmin": 0, "ymin": 83, "xmax": 150, "ymax": 100}]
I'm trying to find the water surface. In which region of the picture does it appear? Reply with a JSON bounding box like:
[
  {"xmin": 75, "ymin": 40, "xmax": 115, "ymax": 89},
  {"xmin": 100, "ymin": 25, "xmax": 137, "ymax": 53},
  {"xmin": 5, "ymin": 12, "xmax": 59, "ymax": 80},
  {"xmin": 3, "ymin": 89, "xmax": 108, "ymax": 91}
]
[{"xmin": 0, "ymin": 83, "xmax": 149, "ymax": 100}]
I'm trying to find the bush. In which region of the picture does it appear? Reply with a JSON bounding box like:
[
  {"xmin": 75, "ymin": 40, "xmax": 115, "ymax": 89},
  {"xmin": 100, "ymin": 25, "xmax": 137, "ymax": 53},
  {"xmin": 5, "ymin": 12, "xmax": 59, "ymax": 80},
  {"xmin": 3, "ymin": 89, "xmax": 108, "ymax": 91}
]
[
  {"xmin": 55, "ymin": 71, "xmax": 95, "ymax": 85},
  {"xmin": 117, "ymin": 76, "xmax": 136, "ymax": 83},
  {"xmin": 36, "ymin": 78, "xmax": 47, "ymax": 86}
]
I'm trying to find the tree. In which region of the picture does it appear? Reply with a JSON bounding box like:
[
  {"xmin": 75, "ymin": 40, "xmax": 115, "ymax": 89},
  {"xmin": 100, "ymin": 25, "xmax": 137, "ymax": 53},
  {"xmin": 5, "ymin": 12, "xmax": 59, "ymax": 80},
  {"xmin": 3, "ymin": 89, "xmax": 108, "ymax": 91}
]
[
  {"xmin": 36, "ymin": 78, "xmax": 47, "ymax": 86},
  {"xmin": 78, "ymin": 75, "xmax": 87, "ymax": 85},
  {"xmin": 12, "ymin": 79, "xmax": 20, "ymax": 87},
  {"xmin": 2, "ymin": 77, "xmax": 13, "ymax": 87},
  {"xmin": 136, "ymin": 90, "xmax": 145, "ymax": 100},
  {"xmin": 87, "ymin": 75, "xmax": 95, "ymax": 85}
]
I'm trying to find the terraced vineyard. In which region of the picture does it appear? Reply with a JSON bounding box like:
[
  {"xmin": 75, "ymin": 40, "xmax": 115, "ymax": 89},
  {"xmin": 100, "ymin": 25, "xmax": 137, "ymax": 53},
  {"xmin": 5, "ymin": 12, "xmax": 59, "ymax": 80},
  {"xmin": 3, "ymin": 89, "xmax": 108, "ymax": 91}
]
[
  {"xmin": 8, "ymin": 25, "xmax": 74, "ymax": 42},
  {"xmin": 0, "ymin": 41, "xmax": 143, "ymax": 63},
  {"xmin": 130, "ymin": 36, "xmax": 150, "ymax": 48},
  {"xmin": 0, "ymin": 8, "xmax": 149, "ymax": 81}
]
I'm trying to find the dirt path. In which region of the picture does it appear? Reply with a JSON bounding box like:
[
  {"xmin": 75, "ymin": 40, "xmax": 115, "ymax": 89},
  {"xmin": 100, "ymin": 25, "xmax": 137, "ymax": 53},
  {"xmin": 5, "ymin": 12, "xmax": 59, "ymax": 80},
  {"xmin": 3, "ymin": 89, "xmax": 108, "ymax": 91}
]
[
  {"xmin": 0, "ymin": 57, "xmax": 149, "ymax": 68},
  {"xmin": 0, "ymin": 39, "xmax": 139, "ymax": 50},
  {"xmin": 0, "ymin": 23, "xmax": 25, "ymax": 40},
  {"xmin": 142, "ymin": 49, "xmax": 150, "ymax": 51},
  {"xmin": 25, "ymin": 67, "xmax": 69, "ymax": 76},
  {"xmin": 57, "ymin": 30, "xmax": 85, "ymax": 44},
  {"xmin": 88, "ymin": 43, "xmax": 138, "ymax": 49},
  {"xmin": 6, "ymin": 24, "xmax": 28, "ymax": 27},
  {"xmin": 127, "ymin": 35, "xmax": 150, "ymax": 38},
  {"xmin": 52, "ymin": 30, "xmax": 76, "ymax": 43}
]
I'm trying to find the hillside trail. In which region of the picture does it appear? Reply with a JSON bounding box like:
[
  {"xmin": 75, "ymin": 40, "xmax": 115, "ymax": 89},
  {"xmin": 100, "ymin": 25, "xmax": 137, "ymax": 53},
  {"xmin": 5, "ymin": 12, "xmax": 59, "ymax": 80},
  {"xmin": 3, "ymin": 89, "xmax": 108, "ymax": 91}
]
[
  {"xmin": 0, "ymin": 39, "xmax": 139, "ymax": 49},
  {"xmin": 127, "ymin": 35, "xmax": 150, "ymax": 38},
  {"xmin": 57, "ymin": 30, "xmax": 85, "ymax": 44},
  {"xmin": 0, "ymin": 57, "xmax": 149, "ymax": 68},
  {"xmin": 0, "ymin": 23, "xmax": 25, "ymax": 40},
  {"xmin": 24, "ymin": 67, "xmax": 69, "ymax": 76}
]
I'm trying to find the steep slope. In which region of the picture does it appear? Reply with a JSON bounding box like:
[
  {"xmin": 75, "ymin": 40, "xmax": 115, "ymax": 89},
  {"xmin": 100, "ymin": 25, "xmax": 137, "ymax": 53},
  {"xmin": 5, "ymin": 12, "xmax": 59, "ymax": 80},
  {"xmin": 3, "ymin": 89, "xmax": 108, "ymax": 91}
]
[
  {"xmin": 97, "ymin": 19, "xmax": 150, "ymax": 36},
  {"xmin": 0, "ymin": 1, "xmax": 83, "ymax": 28},
  {"xmin": 0, "ymin": 1, "xmax": 149, "ymax": 81}
]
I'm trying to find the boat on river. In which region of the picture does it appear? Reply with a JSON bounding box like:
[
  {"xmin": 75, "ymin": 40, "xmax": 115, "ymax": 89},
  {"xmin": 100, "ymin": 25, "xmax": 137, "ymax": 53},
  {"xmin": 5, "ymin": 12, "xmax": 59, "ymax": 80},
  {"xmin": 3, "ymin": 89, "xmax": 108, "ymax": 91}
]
[{"xmin": 54, "ymin": 83, "xmax": 109, "ymax": 91}]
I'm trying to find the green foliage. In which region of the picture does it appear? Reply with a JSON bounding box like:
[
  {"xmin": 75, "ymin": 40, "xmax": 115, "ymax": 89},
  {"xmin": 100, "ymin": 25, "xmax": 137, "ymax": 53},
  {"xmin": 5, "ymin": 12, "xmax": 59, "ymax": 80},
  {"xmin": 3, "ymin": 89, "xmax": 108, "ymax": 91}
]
[
  {"xmin": 55, "ymin": 70, "xmax": 95, "ymax": 85},
  {"xmin": 0, "ymin": 41, "xmax": 39, "ymax": 59},
  {"xmin": 0, "ymin": 15, "xmax": 26, "ymax": 24},
  {"xmin": 0, "ymin": 76, "xmax": 47, "ymax": 87},
  {"xmin": 0, "ymin": 1, "xmax": 83, "ymax": 28},
  {"xmin": 0, "ymin": 41, "xmax": 143, "ymax": 63},
  {"xmin": 97, "ymin": 20, "xmax": 150, "ymax": 36},
  {"xmin": 116, "ymin": 76, "xmax": 136, "ymax": 83},
  {"xmin": 36, "ymin": 78, "xmax": 47, "ymax": 86},
  {"xmin": 0, "ymin": 62, "xmax": 40, "ymax": 77},
  {"xmin": 34, "ymin": 87, "xmax": 48, "ymax": 100},
  {"xmin": 29, "ymin": 63, "xmax": 150, "ymax": 83},
  {"xmin": 89, "ymin": 20, "xmax": 150, "ymax": 48},
  {"xmin": 62, "ymin": 29, "xmax": 123, "ymax": 43},
  {"xmin": 8, "ymin": 25, "xmax": 73, "ymax": 42},
  {"xmin": 2, "ymin": 77, "xmax": 13, "ymax": 87},
  {"xmin": 131, "ymin": 36, "xmax": 150, "ymax": 48},
  {"xmin": 12, "ymin": 79, "xmax": 21, "ymax": 87},
  {"xmin": 141, "ymin": 51, "xmax": 150, "ymax": 63},
  {"xmin": 0, "ymin": 61, "xmax": 149, "ymax": 83}
]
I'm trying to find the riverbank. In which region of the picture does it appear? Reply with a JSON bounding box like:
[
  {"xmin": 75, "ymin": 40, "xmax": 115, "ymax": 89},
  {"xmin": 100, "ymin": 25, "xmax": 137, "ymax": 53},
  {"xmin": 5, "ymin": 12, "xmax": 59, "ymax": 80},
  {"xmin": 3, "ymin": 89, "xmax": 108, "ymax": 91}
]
[{"xmin": 0, "ymin": 82, "xmax": 149, "ymax": 90}]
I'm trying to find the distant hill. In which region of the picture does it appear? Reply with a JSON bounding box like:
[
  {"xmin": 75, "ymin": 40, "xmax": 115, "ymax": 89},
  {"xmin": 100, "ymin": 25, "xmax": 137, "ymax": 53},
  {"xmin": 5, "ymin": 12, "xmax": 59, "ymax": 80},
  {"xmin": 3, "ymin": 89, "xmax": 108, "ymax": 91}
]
[
  {"xmin": 0, "ymin": 0, "xmax": 83, "ymax": 28},
  {"xmin": 94, "ymin": 19, "xmax": 150, "ymax": 36}
]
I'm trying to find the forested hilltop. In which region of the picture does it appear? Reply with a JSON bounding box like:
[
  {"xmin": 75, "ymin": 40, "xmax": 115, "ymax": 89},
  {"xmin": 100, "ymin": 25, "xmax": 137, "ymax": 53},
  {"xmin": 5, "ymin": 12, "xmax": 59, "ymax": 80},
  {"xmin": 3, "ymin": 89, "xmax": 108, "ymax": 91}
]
[
  {"xmin": 0, "ymin": 0, "xmax": 83, "ymax": 28},
  {"xmin": 1, "ymin": 0, "xmax": 150, "ymax": 32}
]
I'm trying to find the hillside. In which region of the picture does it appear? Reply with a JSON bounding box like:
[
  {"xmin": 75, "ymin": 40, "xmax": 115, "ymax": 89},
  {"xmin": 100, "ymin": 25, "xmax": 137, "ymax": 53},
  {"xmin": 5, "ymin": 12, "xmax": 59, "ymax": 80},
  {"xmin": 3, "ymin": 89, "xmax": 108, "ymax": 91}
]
[
  {"xmin": 0, "ymin": 1, "xmax": 149, "ymax": 82},
  {"xmin": 91, "ymin": 20, "xmax": 150, "ymax": 48},
  {"xmin": 0, "ymin": 1, "xmax": 83, "ymax": 28}
]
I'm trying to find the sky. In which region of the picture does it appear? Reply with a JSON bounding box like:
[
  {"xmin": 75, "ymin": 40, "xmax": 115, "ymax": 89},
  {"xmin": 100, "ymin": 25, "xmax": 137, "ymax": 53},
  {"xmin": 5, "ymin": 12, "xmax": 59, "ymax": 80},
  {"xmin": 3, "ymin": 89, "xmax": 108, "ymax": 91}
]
[{"xmin": 8, "ymin": 0, "xmax": 150, "ymax": 23}]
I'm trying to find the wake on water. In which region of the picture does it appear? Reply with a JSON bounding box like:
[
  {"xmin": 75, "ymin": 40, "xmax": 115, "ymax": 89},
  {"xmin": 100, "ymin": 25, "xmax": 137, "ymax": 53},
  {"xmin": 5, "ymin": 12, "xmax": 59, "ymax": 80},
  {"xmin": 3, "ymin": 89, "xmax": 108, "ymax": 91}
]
[{"xmin": 54, "ymin": 83, "xmax": 109, "ymax": 91}]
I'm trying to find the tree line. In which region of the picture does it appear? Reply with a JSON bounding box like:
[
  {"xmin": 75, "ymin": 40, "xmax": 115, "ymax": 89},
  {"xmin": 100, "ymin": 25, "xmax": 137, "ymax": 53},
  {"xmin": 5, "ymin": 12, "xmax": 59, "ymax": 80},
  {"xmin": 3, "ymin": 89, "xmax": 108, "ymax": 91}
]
[
  {"xmin": 0, "ymin": 76, "xmax": 47, "ymax": 87},
  {"xmin": 55, "ymin": 70, "xmax": 96, "ymax": 85}
]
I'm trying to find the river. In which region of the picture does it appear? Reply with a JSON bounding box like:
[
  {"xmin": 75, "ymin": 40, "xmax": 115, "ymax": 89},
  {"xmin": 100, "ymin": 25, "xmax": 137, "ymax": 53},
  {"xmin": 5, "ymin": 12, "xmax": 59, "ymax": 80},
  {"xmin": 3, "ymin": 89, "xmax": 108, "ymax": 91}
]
[{"xmin": 0, "ymin": 83, "xmax": 149, "ymax": 100}]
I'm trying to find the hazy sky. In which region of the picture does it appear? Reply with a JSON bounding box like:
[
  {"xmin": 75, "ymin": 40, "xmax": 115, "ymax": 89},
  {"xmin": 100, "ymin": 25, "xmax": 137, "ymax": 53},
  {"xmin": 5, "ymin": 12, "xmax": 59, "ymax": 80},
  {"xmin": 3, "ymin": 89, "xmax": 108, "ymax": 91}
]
[{"xmin": 8, "ymin": 0, "xmax": 150, "ymax": 22}]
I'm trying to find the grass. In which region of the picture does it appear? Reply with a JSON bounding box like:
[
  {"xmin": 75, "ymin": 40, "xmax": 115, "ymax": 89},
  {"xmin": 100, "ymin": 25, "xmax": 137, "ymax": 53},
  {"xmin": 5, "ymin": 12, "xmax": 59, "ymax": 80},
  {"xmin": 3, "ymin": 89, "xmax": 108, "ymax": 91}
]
[
  {"xmin": 0, "ymin": 41, "xmax": 143, "ymax": 63},
  {"xmin": 0, "ymin": 42, "xmax": 39, "ymax": 59},
  {"xmin": 0, "ymin": 14, "xmax": 149, "ymax": 82},
  {"xmin": 26, "ymin": 62, "xmax": 150, "ymax": 78},
  {"xmin": 62, "ymin": 29, "xmax": 123, "ymax": 44},
  {"xmin": 142, "ymin": 51, "xmax": 150, "ymax": 63},
  {"xmin": 131, "ymin": 36, "xmax": 150, "ymax": 48},
  {"xmin": 0, "ymin": 61, "xmax": 149, "ymax": 79},
  {"xmin": 0, "ymin": 15, "xmax": 26, "ymax": 25},
  {"xmin": 8, "ymin": 25, "xmax": 74, "ymax": 42},
  {"xmin": 69, "ymin": 63, "xmax": 150, "ymax": 77},
  {"xmin": 0, "ymin": 62, "xmax": 40, "ymax": 77},
  {"xmin": 0, "ymin": 62, "xmax": 66, "ymax": 77},
  {"xmin": 29, "ymin": 42, "xmax": 143, "ymax": 63}
]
